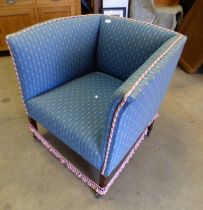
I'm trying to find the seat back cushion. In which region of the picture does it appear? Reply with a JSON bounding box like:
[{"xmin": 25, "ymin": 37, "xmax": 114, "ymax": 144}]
[
  {"xmin": 96, "ymin": 16, "xmax": 175, "ymax": 81},
  {"xmin": 7, "ymin": 15, "xmax": 101, "ymax": 101}
]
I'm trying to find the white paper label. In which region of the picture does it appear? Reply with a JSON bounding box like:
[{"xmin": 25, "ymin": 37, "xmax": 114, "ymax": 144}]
[{"xmin": 105, "ymin": 19, "xmax": 111, "ymax": 23}]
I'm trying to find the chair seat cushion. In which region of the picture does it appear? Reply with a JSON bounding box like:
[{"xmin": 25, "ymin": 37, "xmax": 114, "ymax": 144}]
[{"xmin": 26, "ymin": 72, "xmax": 123, "ymax": 169}]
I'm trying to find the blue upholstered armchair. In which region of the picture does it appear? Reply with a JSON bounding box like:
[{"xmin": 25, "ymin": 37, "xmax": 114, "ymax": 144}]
[{"xmin": 7, "ymin": 15, "xmax": 186, "ymax": 196}]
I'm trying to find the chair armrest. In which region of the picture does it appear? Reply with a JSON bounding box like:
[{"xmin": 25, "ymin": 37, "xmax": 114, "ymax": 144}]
[
  {"xmin": 114, "ymin": 35, "xmax": 186, "ymax": 101},
  {"xmin": 102, "ymin": 34, "xmax": 187, "ymax": 176}
]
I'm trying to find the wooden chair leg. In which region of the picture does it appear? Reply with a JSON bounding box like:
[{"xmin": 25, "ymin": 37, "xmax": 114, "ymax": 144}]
[
  {"xmin": 99, "ymin": 174, "xmax": 108, "ymax": 188},
  {"xmin": 28, "ymin": 116, "xmax": 40, "ymax": 142},
  {"xmin": 147, "ymin": 120, "xmax": 154, "ymax": 137},
  {"xmin": 94, "ymin": 174, "xmax": 108, "ymax": 198},
  {"xmin": 28, "ymin": 116, "xmax": 38, "ymax": 131}
]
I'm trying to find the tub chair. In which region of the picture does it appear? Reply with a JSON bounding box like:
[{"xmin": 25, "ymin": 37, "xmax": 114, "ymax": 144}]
[{"xmin": 7, "ymin": 15, "xmax": 186, "ymax": 196}]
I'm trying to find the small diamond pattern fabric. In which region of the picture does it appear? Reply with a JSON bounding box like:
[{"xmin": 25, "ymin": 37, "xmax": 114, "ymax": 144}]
[
  {"xmin": 26, "ymin": 72, "xmax": 123, "ymax": 169},
  {"xmin": 97, "ymin": 16, "xmax": 174, "ymax": 81},
  {"xmin": 7, "ymin": 15, "xmax": 186, "ymax": 176},
  {"xmin": 7, "ymin": 15, "xmax": 101, "ymax": 101}
]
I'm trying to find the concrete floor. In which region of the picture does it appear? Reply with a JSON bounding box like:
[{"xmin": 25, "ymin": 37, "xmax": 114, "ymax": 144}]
[{"xmin": 0, "ymin": 56, "xmax": 203, "ymax": 210}]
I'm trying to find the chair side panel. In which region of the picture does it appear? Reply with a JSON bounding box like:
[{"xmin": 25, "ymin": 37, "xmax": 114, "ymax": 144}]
[
  {"xmin": 96, "ymin": 16, "xmax": 175, "ymax": 81},
  {"xmin": 7, "ymin": 15, "xmax": 101, "ymax": 101},
  {"xmin": 104, "ymin": 38, "xmax": 185, "ymax": 176}
]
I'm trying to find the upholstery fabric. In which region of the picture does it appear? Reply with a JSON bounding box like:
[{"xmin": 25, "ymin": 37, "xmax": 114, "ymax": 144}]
[
  {"xmin": 7, "ymin": 15, "xmax": 186, "ymax": 178},
  {"xmin": 7, "ymin": 15, "xmax": 101, "ymax": 101},
  {"xmin": 96, "ymin": 15, "xmax": 175, "ymax": 81},
  {"xmin": 26, "ymin": 72, "xmax": 123, "ymax": 169},
  {"xmin": 103, "ymin": 36, "xmax": 187, "ymax": 176}
]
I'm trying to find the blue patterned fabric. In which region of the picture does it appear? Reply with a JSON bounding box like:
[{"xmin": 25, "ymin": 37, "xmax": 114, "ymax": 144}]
[
  {"xmin": 7, "ymin": 15, "xmax": 101, "ymax": 101},
  {"xmin": 103, "ymin": 36, "xmax": 187, "ymax": 176},
  {"xmin": 7, "ymin": 15, "xmax": 186, "ymax": 177},
  {"xmin": 97, "ymin": 16, "xmax": 175, "ymax": 81},
  {"xmin": 26, "ymin": 72, "xmax": 123, "ymax": 169}
]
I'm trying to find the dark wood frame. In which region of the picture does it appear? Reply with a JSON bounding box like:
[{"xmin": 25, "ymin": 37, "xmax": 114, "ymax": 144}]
[
  {"xmin": 93, "ymin": 0, "xmax": 103, "ymax": 13},
  {"xmin": 28, "ymin": 116, "xmax": 155, "ymax": 192},
  {"xmin": 0, "ymin": 50, "xmax": 10, "ymax": 57}
]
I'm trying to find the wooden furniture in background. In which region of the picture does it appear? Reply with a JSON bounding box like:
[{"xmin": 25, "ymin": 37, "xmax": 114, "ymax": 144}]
[
  {"xmin": 0, "ymin": 0, "xmax": 81, "ymax": 51},
  {"xmin": 92, "ymin": 0, "xmax": 102, "ymax": 13},
  {"xmin": 178, "ymin": 0, "xmax": 203, "ymax": 73},
  {"xmin": 154, "ymin": 0, "xmax": 179, "ymax": 6}
]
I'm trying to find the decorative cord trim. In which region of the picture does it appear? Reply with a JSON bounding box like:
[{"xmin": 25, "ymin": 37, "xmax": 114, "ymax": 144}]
[
  {"xmin": 6, "ymin": 14, "xmax": 177, "ymax": 40},
  {"xmin": 29, "ymin": 114, "xmax": 158, "ymax": 195},
  {"xmin": 101, "ymin": 35, "xmax": 183, "ymax": 175}
]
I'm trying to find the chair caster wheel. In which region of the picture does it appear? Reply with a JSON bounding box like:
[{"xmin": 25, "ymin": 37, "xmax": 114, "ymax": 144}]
[
  {"xmin": 33, "ymin": 134, "xmax": 40, "ymax": 143},
  {"xmin": 94, "ymin": 193, "xmax": 102, "ymax": 199}
]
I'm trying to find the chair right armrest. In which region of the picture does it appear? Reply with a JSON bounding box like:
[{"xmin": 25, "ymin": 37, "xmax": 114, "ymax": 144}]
[{"xmin": 101, "ymin": 34, "xmax": 187, "ymax": 177}]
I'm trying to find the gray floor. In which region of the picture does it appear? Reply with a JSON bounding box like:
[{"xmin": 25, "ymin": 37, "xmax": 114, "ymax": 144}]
[{"xmin": 0, "ymin": 56, "xmax": 203, "ymax": 210}]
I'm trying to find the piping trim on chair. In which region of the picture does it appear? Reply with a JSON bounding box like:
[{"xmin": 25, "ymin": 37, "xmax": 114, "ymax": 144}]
[
  {"xmin": 101, "ymin": 35, "xmax": 183, "ymax": 175},
  {"xmin": 6, "ymin": 14, "xmax": 177, "ymax": 40},
  {"xmin": 29, "ymin": 114, "xmax": 158, "ymax": 195}
]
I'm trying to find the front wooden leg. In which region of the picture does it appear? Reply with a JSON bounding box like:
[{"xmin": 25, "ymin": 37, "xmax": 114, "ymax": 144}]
[
  {"xmin": 28, "ymin": 116, "xmax": 39, "ymax": 142},
  {"xmin": 99, "ymin": 174, "xmax": 108, "ymax": 188},
  {"xmin": 95, "ymin": 174, "xmax": 108, "ymax": 198},
  {"xmin": 28, "ymin": 116, "xmax": 38, "ymax": 131},
  {"xmin": 147, "ymin": 120, "xmax": 155, "ymax": 137}
]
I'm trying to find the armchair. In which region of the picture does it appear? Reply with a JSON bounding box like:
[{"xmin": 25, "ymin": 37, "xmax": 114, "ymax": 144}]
[{"xmin": 7, "ymin": 15, "xmax": 186, "ymax": 196}]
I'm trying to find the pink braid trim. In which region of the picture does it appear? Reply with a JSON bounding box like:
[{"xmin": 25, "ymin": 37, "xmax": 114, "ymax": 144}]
[
  {"xmin": 29, "ymin": 113, "xmax": 158, "ymax": 195},
  {"xmin": 6, "ymin": 14, "xmax": 176, "ymax": 39}
]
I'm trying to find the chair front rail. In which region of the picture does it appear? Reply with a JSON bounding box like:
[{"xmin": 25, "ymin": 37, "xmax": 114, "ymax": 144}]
[{"xmin": 28, "ymin": 113, "xmax": 158, "ymax": 195}]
